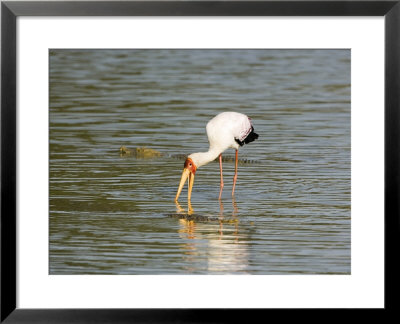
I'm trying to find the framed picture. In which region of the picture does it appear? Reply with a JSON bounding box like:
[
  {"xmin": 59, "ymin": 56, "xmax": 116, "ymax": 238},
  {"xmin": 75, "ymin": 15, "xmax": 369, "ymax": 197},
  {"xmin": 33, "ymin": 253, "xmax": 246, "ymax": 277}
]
[{"xmin": 1, "ymin": 0, "xmax": 398, "ymax": 321}]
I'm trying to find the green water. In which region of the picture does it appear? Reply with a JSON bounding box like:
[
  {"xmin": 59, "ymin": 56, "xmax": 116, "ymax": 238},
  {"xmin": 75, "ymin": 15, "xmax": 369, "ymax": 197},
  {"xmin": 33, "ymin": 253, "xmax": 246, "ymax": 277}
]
[{"xmin": 49, "ymin": 49, "xmax": 350, "ymax": 274}]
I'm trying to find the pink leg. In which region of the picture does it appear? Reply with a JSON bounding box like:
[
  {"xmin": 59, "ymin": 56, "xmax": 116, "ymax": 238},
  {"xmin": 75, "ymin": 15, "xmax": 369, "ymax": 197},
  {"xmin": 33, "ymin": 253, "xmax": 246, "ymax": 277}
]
[
  {"xmin": 232, "ymin": 150, "xmax": 238, "ymax": 196},
  {"xmin": 218, "ymin": 154, "xmax": 224, "ymax": 200}
]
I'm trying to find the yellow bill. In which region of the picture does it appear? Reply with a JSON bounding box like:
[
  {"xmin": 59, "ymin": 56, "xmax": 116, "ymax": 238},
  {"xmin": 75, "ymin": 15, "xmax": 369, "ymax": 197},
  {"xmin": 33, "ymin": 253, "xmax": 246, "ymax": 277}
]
[{"xmin": 175, "ymin": 158, "xmax": 197, "ymax": 202}]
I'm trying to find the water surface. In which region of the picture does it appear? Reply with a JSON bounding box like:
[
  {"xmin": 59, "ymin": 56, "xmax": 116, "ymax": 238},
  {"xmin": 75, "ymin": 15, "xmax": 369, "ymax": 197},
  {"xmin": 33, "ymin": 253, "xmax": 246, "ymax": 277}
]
[{"xmin": 49, "ymin": 49, "xmax": 350, "ymax": 274}]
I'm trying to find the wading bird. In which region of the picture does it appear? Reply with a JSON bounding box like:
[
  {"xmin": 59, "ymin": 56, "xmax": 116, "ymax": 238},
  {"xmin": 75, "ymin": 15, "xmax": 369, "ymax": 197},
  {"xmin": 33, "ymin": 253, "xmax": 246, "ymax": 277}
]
[{"xmin": 175, "ymin": 112, "xmax": 259, "ymax": 202}]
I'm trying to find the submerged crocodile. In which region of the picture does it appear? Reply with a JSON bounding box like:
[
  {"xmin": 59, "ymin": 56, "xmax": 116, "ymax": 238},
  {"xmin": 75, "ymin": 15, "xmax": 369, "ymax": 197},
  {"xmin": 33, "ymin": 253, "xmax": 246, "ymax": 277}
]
[
  {"xmin": 120, "ymin": 146, "xmax": 162, "ymax": 158},
  {"xmin": 119, "ymin": 146, "xmax": 259, "ymax": 164}
]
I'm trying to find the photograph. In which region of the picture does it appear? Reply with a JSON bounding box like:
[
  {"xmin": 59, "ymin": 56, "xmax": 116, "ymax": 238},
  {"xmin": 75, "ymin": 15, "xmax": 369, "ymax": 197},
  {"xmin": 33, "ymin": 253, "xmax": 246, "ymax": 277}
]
[
  {"xmin": 3, "ymin": 0, "xmax": 399, "ymax": 320},
  {"xmin": 49, "ymin": 49, "xmax": 351, "ymax": 275}
]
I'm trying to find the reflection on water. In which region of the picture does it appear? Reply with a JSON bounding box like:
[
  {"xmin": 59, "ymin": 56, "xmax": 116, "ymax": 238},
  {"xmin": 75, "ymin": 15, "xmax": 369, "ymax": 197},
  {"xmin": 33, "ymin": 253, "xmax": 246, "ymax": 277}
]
[
  {"xmin": 177, "ymin": 199, "xmax": 249, "ymax": 274},
  {"xmin": 49, "ymin": 49, "xmax": 351, "ymax": 275}
]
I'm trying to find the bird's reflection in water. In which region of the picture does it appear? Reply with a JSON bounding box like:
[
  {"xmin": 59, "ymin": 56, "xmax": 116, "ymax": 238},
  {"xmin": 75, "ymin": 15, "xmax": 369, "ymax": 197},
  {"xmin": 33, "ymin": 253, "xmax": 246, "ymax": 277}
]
[{"xmin": 176, "ymin": 199, "xmax": 249, "ymax": 274}]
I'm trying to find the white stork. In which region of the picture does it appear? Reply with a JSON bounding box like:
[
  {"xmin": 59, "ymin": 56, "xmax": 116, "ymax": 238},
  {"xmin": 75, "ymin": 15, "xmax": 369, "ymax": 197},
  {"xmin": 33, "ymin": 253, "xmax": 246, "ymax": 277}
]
[{"xmin": 175, "ymin": 111, "xmax": 259, "ymax": 202}]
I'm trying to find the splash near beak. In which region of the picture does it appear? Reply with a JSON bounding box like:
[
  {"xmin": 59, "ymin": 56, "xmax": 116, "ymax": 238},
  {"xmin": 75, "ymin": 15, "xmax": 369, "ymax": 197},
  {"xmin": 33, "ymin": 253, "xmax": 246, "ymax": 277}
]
[{"xmin": 175, "ymin": 158, "xmax": 196, "ymax": 202}]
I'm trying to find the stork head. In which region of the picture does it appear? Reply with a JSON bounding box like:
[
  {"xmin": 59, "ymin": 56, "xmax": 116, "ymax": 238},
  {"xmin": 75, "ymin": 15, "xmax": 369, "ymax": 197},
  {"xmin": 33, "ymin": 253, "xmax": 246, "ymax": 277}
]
[{"xmin": 175, "ymin": 158, "xmax": 197, "ymax": 202}]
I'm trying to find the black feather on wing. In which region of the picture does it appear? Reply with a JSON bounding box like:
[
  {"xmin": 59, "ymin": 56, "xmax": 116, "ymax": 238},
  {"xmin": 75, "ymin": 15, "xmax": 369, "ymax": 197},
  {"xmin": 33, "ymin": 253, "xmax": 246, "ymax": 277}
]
[{"xmin": 235, "ymin": 126, "xmax": 259, "ymax": 146}]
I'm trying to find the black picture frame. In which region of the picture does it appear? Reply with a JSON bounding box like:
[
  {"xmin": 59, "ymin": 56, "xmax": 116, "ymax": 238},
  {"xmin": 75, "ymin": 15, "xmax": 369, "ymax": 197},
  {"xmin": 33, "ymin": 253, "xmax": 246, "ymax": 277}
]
[{"xmin": 1, "ymin": 1, "xmax": 399, "ymax": 322}]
